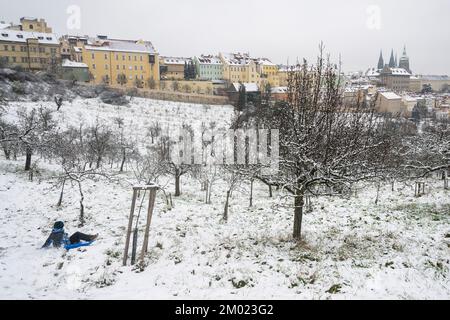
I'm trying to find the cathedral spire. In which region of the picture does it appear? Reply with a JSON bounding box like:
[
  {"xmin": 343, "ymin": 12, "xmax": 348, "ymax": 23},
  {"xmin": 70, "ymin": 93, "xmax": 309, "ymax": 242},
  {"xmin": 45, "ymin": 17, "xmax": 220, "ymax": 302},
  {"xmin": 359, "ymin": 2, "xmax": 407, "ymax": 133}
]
[
  {"xmin": 377, "ymin": 50, "xmax": 384, "ymax": 70},
  {"xmin": 388, "ymin": 49, "xmax": 396, "ymax": 68},
  {"xmin": 399, "ymin": 44, "xmax": 411, "ymax": 73}
]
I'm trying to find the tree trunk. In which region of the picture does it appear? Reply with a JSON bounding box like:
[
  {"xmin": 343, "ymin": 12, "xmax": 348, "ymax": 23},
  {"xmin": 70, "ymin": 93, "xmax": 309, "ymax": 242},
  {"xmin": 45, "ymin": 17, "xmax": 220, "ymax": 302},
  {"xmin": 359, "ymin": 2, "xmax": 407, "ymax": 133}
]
[
  {"xmin": 96, "ymin": 156, "xmax": 102, "ymax": 169},
  {"xmin": 175, "ymin": 169, "xmax": 181, "ymax": 196},
  {"xmin": 78, "ymin": 181, "xmax": 85, "ymax": 226},
  {"xmin": 249, "ymin": 179, "xmax": 254, "ymax": 207},
  {"xmin": 25, "ymin": 147, "xmax": 32, "ymax": 171},
  {"xmin": 120, "ymin": 148, "xmax": 126, "ymax": 172},
  {"xmin": 207, "ymin": 182, "xmax": 212, "ymax": 204},
  {"xmin": 293, "ymin": 188, "xmax": 304, "ymax": 240},
  {"xmin": 2, "ymin": 146, "xmax": 10, "ymax": 160},
  {"xmin": 223, "ymin": 190, "xmax": 230, "ymax": 222},
  {"xmin": 269, "ymin": 184, "xmax": 272, "ymax": 198},
  {"xmin": 57, "ymin": 179, "xmax": 66, "ymax": 207},
  {"xmin": 375, "ymin": 182, "xmax": 381, "ymax": 205}
]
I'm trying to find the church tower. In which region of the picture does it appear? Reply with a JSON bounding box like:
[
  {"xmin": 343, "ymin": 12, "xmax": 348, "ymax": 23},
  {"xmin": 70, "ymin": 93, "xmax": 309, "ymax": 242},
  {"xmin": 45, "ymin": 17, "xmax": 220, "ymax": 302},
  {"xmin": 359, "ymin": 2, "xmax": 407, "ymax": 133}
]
[
  {"xmin": 377, "ymin": 50, "xmax": 384, "ymax": 70},
  {"xmin": 399, "ymin": 45, "xmax": 411, "ymax": 73},
  {"xmin": 388, "ymin": 49, "xmax": 396, "ymax": 68}
]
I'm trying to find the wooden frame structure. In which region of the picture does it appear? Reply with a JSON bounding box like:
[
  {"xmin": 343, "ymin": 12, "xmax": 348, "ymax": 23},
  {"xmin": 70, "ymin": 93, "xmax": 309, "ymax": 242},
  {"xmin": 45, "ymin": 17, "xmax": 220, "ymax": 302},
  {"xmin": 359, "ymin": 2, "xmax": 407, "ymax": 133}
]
[
  {"xmin": 123, "ymin": 185, "xmax": 158, "ymax": 266},
  {"xmin": 414, "ymin": 181, "xmax": 425, "ymax": 197}
]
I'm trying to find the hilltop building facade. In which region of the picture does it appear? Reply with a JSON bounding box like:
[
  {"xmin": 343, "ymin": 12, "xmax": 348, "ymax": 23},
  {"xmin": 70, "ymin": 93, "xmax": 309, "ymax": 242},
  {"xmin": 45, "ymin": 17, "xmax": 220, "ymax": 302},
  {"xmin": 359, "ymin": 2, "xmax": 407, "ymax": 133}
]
[{"xmin": 82, "ymin": 36, "xmax": 159, "ymax": 88}]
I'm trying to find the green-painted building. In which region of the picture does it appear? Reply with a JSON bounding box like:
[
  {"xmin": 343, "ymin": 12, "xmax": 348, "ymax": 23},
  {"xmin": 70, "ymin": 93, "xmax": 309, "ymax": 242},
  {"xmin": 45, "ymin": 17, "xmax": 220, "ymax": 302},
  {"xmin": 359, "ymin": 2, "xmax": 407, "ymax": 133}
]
[{"xmin": 193, "ymin": 55, "xmax": 223, "ymax": 81}]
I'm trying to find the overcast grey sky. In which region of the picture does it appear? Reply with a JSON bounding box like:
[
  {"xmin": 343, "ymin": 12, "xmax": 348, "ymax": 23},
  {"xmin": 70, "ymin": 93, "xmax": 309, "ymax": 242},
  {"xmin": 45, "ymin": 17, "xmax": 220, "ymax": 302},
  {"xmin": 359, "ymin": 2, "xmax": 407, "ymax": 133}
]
[{"xmin": 1, "ymin": 0, "xmax": 449, "ymax": 74}]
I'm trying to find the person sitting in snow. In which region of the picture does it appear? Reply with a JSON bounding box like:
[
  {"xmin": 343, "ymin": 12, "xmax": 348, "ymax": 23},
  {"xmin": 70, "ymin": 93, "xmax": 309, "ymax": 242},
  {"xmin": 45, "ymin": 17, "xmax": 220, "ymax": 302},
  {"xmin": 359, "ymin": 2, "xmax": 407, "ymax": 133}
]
[{"xmin": 41, "ymin": 221, "xmax": 98, "ymax": 248}]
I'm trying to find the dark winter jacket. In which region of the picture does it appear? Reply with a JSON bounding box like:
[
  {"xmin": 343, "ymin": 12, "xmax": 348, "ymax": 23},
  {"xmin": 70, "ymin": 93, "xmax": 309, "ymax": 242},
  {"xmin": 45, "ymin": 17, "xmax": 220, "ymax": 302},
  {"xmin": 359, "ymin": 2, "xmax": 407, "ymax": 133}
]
[{"xmin": 42, "ymin": 227, "xmax": 69, "ymax": 248}]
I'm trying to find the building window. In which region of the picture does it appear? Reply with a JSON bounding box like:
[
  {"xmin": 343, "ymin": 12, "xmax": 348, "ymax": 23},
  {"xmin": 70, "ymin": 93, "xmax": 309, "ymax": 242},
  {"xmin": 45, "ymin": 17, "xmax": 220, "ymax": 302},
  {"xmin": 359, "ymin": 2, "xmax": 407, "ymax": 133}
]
[
  {"xmin": 105, "ymin": 54, "xmax": 108, "ymax": 60},
  {"xmin": 4, "ymin": 45, "xmax": 8, "ymax": 51},
  {"xmin": 92, "ymin": 64, "xmax": 96, "ymax": 69},
  {"xmin": 11, "ymin": 46, "xmax": 15, "ymax": 52},
  {"xmin": 91, "ymin": 53, "xmax": 95, "ymax": 59},
  {"xmin": 105, "ymin": 64, "xmax": 108, "ymax": 70}
]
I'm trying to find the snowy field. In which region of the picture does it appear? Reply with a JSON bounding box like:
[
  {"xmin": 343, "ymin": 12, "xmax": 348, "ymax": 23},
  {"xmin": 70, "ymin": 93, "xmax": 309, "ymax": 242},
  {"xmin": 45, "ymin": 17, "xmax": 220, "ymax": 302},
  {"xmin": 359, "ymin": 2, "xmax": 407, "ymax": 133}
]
[{"xmin": 0, "ymin": 97, "xmax": 449, "ymax": 299}]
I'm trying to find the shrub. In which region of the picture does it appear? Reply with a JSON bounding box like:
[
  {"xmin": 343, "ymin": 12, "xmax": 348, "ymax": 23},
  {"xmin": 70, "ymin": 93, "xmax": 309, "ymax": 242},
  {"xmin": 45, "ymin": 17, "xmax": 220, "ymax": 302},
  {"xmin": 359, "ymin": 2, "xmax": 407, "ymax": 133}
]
[
  {"xmin": 12, "ymin": 81, "xmax": 25, "ymax": 95},
  {"xmin": 99, "ymin": 90, "xmax": 128, "ymax": 106}
]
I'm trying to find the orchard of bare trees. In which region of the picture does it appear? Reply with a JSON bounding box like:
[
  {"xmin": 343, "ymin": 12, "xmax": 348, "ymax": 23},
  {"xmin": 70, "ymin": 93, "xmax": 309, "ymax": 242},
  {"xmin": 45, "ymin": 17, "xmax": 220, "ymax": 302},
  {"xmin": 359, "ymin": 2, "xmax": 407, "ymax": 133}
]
[{"xmin": 0, "ymin": 47, "xmax": 448, "ymax": 240}]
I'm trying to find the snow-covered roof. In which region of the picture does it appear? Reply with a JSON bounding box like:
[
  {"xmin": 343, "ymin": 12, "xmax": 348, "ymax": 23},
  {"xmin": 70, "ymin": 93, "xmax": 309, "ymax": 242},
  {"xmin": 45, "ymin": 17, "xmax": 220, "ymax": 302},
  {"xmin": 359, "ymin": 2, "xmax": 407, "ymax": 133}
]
[
  {"xmin": 255, "ymin": 58, "xmax": 276, "ymax": 66},
  {"xmin": 366, "ymin": 69, "xmax": 380, "ymax": 77},
  {"xmin": 402, "ymin": 95, "xmax": 417, "ymax": 102},
  {"xmin": 419, "ymin": 75, "xmax": 450, "ymax": 81},
  {"xmin": 196, "ymin": 55, "xmax": 222, "ymax": 65},
  {"xmin": 271, "ymin": 86, "xmax": 288, "ymax": 93},
  {"xmin": 0, "ymin": 29, "xmax": 59, "ymax": 45},
  {"xmin": 278, "ymin": 65, "xmax": 302, "ymax": 72},
  {"xmin": 161, "ymin": 56, "xmax": 191, "ymax": 65},
  {"xmin": 380, "ymin": 92, "xmax": 401, "ymax": 100},
  {"xmin": 232, "ymin": 82, "xmax": 259, "ymax": 92},
  {"xmin": 85, "ymin": 38, "xmax": 156, "ymax": 54},
  {"xmin": 385, "ymin": 68, "xmax": 411, "ymax": 76},
  {"xmin": 0, "ymin": 22, "xmax": 11, "ymax": 30},
  {"xmin": 221, "ymin": 52, "xmax": 253, "ymax": 66},
  {"xmin": 62, "ymin": 59, "xmax": 88, "ymax": 68}
]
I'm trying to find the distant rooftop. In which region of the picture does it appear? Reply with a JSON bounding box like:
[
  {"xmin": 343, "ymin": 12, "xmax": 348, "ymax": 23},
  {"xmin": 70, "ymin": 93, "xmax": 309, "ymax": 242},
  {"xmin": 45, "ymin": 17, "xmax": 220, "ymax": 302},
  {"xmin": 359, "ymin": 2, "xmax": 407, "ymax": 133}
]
[
  {"xmin": 232, "ymin": 82, "xmax": 259, "ymax": 92},
  {"xmin": 197, "ymin": 55, "xmax": 222, "ymax": 65},
  {"xmin": 380, "ymin": 91, "xmax": 401, "ymax": 100},
  {"xmin": 85, "ymin": 37, "xmax": 156, "ymax": 54},
  {"xmin": 0, "ymin": 28, "xmax": 58, "ymax": 45},
  {"xmin": 161, "ymin": 56, "xmax": 191, "ymax": 65},
  {"xmin": 62, "ymin": 59, "xmax": 88, "ymax": 68},
  {"xmin": 418, "ymin": 75, "xmax": 450, "ymax": 81}
]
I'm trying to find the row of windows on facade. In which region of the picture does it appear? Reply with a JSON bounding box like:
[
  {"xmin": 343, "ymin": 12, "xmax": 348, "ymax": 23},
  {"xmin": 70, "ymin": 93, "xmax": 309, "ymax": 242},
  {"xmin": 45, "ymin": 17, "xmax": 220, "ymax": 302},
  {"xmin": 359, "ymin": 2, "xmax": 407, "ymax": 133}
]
[
  {"xmin": 95, "ymin": 74, "xmax": 145, "ymax": 81},
  {"xmin": 91, "ymin": 52, "xmax": 145, "ymax": 62},
  {"xmin": 229, "ymin": 74, "xmax": 256, "ymax": 79},
  {"xmin": 228, "ymin": 66, "xmax": 256, "ymax": 72},
  {"xmin": 201, "ymin": 65, "xmax": 222, "ymax": 69},
  {"xmin": 1, "ymin": 56, "xmax": 54, "ymax": 64},
  {"xmin": 91, "ymin": 63, "xmax": 145, "ymax": 71},
  {"xmin": 2, "ymin": 44, "xmax": 57, "ymax": 54}
]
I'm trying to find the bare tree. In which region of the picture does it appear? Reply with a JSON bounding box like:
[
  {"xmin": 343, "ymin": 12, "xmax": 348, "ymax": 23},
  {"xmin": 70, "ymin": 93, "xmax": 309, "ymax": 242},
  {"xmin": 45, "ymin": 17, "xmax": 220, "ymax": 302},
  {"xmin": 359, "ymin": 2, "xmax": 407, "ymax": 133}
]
[
  {"xmin": 249, "ymin": 45, "xmax": 397, "ymax": 239},
  {"xmin": 54, "ymin": 95, "xmax": 63, "ymax": 111},
  {"xmin": 15, "ymin": 106, "xmax": 56, "ymax": 171},
  {"xmin": 85, "ymin": 120, "xmax": 113, "ymax": 169}
]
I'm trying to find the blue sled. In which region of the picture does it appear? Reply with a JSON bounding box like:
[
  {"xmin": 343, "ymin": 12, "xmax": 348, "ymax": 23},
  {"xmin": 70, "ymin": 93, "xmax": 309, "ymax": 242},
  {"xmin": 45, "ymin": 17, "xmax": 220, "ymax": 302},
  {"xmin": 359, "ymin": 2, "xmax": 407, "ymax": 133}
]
[{"xmin": 64, "ymin": 241, "xmax": 94, "ymax": 250}]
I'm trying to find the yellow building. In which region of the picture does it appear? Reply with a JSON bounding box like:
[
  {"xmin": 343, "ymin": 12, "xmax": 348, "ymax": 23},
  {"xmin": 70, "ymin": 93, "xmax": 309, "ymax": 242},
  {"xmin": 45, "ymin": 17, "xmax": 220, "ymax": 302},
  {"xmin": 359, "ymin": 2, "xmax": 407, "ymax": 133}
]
[
  {"xmin": 0, "ymin": 27, "xmax": 60, "ymax": 71},
  {"xmin": 159, "ymin": 56, "xmax": 190, "ymax": 80},
  {"xmin": 255, "ymin": 58, "xmax": 279, "ymax": 87},
  {"xmin": 7, "ymin": 17, "xmax": 53, "ymax": 33},
  {"xmin": 60, "ymin": 35, "xmax": 88, "ymax": 62},
  {"xmin": 82, "ymin": 36, "xmax": 160, "ymax": 88},
  {"xmin": 220, "ymin": 52, "xmax": 260, "ymax": 84}
]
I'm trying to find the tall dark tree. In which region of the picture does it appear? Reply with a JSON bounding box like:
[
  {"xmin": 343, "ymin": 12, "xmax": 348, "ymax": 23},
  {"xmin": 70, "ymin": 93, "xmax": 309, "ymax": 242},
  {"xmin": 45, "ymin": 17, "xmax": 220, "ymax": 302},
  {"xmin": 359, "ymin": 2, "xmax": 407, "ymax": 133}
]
[{"xmin": 237, "ymin": 83, "xmax": 247, "ymax": 112}]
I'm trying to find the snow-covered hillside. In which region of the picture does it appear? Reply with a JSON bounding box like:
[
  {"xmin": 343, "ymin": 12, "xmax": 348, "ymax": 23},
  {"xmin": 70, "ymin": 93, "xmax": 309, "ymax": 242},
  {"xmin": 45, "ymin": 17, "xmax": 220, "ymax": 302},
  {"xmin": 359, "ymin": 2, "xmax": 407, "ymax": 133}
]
[{"xmin": 0, "ymin": 97, "xmax": 449, "ymax": 299}]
